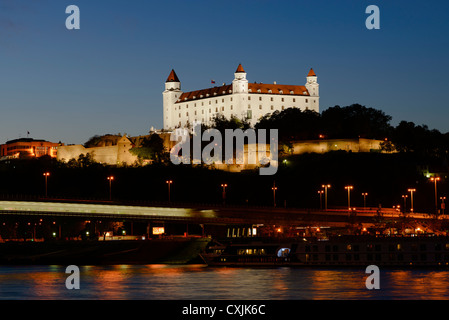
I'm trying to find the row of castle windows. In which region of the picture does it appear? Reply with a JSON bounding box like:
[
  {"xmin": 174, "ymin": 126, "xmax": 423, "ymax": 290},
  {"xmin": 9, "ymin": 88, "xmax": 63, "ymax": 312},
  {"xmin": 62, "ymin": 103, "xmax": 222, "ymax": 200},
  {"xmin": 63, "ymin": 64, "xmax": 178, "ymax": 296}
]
[
  {"xmin": 175, "ymin": 96, "xmax": 309, "ymax": 110},
  {"xmin": 171, "ymin": 101, "xmax": 316, "ymax": 120}
]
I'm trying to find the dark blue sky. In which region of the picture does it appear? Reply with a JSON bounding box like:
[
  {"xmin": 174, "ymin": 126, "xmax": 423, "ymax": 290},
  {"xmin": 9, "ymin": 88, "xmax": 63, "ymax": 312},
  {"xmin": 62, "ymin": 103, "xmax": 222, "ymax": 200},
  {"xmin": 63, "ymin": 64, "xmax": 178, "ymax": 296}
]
[{"xmin": 1, "ymin": 0, "xmax": 448, "ymax": 144}]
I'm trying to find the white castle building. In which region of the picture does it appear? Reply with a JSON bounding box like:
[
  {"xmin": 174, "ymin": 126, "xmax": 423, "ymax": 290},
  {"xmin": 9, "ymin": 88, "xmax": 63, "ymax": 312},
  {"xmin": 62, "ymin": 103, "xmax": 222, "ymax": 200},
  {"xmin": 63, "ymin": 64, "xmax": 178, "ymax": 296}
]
[{"xmin": 162, "ymin": 64, "xmax": 319, "ymax": 130}]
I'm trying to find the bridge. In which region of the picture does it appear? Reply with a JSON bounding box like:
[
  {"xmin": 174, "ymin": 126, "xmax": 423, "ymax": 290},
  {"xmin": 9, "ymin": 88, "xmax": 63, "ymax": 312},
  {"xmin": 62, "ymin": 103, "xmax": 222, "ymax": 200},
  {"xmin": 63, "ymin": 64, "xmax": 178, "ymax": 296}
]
[{"xmin": 0, "ymin": 200, "xmax": 441, "ymax": 228}]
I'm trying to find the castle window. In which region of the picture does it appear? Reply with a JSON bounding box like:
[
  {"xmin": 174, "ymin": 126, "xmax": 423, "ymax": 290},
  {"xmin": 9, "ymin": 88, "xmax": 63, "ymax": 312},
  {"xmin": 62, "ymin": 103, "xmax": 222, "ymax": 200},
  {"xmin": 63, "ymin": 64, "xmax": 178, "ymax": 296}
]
[
  {"xmin": 222, "ymin": 107, "xmax": 225, "ymax": 111},
  {"xmin": 248, "ymin": 105, "xmax": 251, "ymax": 109},
  {"xmin": 248, "ymin": 89, "xmax": 252, "ymax": 93},
  {"xmin": 222, "ymin": 99, "xmax": 224, "ymax": 103},
  {"xmin": 215, "ymin": 100, "xmax": 218, "ymax": 104},
  {"xmin": 202, "ymin": 102, "xmax": 204, "ymax": 106},
  {"xmin": 268, "ymin": 90, "xmax": 272, "ymax": 94},
  {"xmin": 290, "ymin": 91, "xmax": 294, "ymax": 94},
  {"xmin": 216, "ymin": 108, "xmax": 218, "ymax": 112},
  {"xmin": 293, "ymin": 98, "xmax": 296, "ymax": 102},
  {"xmin": 257, "ymin": 89, "xmax": 261, "ymax": 93},
  {"xmin": 194, "ymin": 103, "xmax": 196, "ymax": 107},
  {"xmin": 248, "ymin": 96, "xmax": 251, "ymax": 101},
  {"xmin": 179, "ymin": 113, "xmax": 181, "ymax": 118},
  {"xmin": 271, "ymin": 105, "xmax": 274, "ymax": 110},
  {"xmin": 194, "ymin": 111, "xmax": 197, "ymax": 115},
  {"xmin": 200, "ymin": 95, "xmax": 203, "ymax": 98},
  {"xmin": 230, "ymin": 105, "xmax": 233, "ymax": 110},
  {"xmin": 281, "ymin": 98, "xmax": 284, "ymax": 102},
  {"xmin": 279, "ymin": 90, "xmax": 283, "ymax": 94},
  {"xmin": 282, "ymin": 106, "xmax": 285, "ymax": 110},
  {"xmin": 186, "ymin": 112, "xmax": 189, "ymax": 116},
  {"xmin": 270, "ymin": 97, "xmax": 273, "ymax": 101},
  {"xmin": 306, "ymin": 99, "xmax": 308, "ymax": 103},
  {"xmin": 186, "ymin": 104, "xmax": 188, "ymax": 108},
  {"xmin": 209, "ymin": 101, "xmax": 211, "ymax": 105},
  {"xmin": 230, "ymin": 97, "xmax": 233, "ymax": 101},
  {"xmin": 193, "ymin": 96, "xmax": 196, "ymax": 99},
  {"xmin": 202, "ymin": 110, "xmax": 204, "ymax": 114},
  {"xmin": 259, "ymin": 97, "xmax": 262, "ymax": 101}
]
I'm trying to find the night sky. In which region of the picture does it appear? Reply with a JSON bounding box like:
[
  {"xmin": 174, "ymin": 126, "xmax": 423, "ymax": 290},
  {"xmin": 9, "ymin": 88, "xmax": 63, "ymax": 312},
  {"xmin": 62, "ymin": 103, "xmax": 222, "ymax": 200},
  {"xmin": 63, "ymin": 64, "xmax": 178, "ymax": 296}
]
[{"xmin": 1, "ymin": 0, "xmax": 448, "ymax": 145}]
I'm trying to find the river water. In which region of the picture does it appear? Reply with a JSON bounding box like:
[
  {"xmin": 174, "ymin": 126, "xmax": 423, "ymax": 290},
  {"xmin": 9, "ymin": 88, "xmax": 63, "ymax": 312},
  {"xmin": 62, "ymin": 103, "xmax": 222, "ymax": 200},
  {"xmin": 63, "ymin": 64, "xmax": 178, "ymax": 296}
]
[{"xmin": 0, "ymin": 264, "xmax": 449, "ymax": 300}]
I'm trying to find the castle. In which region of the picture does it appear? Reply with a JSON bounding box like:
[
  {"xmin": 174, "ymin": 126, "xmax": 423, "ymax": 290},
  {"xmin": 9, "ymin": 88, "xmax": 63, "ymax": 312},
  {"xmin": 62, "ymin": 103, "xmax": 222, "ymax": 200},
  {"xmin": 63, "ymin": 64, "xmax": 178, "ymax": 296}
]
[{"xmin": 163, "ymin": 64, "xmax": 319, "ymax": 130}]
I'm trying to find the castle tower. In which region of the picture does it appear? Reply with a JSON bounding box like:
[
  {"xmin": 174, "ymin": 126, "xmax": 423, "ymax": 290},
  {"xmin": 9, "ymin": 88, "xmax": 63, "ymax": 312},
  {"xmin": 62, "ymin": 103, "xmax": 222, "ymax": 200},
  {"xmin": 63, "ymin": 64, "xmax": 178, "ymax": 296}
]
[
  {"xmin": 305, "ymin": 68, "xmax": 319, "ymax": 112},
  {"xmin": 232, "ymin": 64, "xmax": 249, "ymax": 120},
  {"xmin": 163, "ymin": 69, "xmax": 182, "ymax": 130}
]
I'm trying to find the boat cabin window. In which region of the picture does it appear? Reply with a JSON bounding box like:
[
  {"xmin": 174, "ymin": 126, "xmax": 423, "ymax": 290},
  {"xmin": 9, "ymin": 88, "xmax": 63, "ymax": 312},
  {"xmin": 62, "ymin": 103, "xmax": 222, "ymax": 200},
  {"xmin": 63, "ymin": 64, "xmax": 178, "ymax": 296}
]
[{"xmin": 277, "ymin": 248, "xmax": 291, "ymax": 257}]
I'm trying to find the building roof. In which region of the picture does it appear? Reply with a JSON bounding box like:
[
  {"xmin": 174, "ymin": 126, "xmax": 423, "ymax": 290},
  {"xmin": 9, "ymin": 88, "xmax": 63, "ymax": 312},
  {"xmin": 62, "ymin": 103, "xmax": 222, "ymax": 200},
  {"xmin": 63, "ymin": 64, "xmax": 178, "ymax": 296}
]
[
  {"xmin": 5, "ymin": 138, "xmax": 48, "ymax": 144},
  {"xmin": 307, "ymin": 68, "xmax": 316, "ymax": 77},
  {"xmin": 177, "ymin": 84, "xmax": 233, "ymax": 103},
  {"xmin": 176, "ymin": 82, "xmax": 309, "ymax": 103},
  {"xmin": 166, "ymin": 69, "xmax": 180, "ymax": 82},
  {"xmin": 235, "ymin": 64, "xmax": 245, "ymax": 73},
  {"xmin": 248, "ymin": 83, "xmax": 309, "ymax": 96}
]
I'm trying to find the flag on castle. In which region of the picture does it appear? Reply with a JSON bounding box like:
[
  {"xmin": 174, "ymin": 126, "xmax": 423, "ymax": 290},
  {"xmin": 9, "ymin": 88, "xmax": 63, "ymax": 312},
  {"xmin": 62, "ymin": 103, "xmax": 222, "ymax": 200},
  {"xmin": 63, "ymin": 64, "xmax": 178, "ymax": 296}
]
[{"xmin": 211, "ymin": 79, "xmax": 215, "ymax": 84}]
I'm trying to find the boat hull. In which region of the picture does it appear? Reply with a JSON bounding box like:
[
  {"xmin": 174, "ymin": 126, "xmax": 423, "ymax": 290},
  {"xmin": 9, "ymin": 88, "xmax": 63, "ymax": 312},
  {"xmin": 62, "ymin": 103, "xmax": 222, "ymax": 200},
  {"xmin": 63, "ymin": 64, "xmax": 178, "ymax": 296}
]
[{"xmin": 0, "ymin": 237, "xmax": 211, "ymax": 265}]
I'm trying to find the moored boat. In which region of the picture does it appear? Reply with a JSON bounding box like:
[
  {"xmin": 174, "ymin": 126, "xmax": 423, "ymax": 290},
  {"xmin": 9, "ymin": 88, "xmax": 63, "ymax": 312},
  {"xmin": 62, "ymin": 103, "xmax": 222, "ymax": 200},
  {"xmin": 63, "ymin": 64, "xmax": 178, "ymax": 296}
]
[{"xmin": 200, "ymin": 235, "xmax": 449, "ymax": 267}]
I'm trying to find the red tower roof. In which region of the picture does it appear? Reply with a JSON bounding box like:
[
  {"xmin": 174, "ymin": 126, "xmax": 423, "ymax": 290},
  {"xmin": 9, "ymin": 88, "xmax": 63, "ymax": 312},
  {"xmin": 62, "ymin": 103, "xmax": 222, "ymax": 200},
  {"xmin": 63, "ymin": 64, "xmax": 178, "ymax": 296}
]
[
  {"xmin": 307, "ymin": 68, "xmax": 316, "ymax": 77},
  {"xmin": 235, "ymin": 64, "xmax": 245, "ymax": 73},
  {"xmin": 166, "ymin": 69, "xmax": 180, "ymax": 82}
]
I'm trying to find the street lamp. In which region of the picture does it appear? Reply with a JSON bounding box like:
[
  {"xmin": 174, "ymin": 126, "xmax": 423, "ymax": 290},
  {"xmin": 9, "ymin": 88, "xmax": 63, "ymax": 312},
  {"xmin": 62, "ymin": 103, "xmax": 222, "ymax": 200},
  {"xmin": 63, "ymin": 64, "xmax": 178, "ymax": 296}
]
[
  {"xmin": 440, "ymin": 196, "xmax": 446, "ymax": 215},
  {"xmin": 317, "ymin": 190, "xmax": 324, "ymax": 210},
  {"xmin": 430, "ymin": 177, "xmax": 441, "ymax": 216},
  {"xmin": 43, "ymin": 172, "xmax": 50, "ymax": 198},
  {"xmin": 221, "ymin": 184, "xmax": 228, "ymax": 205},
  {"xmin": 107, "ymin": 176, "xmax": 114, "ymax": 200},
  {"xmin": 402, "ymin": 194, "xmax": 408, "ymax": 213},
  {"xmin": 166, "ymin": 180, "xmax": 173, "ymax": 203},
  {"xmin": 272, "ymin": 182, "xmax": 278, "ymax": 208},
  {"xmin": 345, "ymin": 186, "xmax": 354, "ymax": 211},
  {"xmin": 362, "ymin": 192, "xmax": 368, "ymax": 209},
  {"xmin": 321, "ymin": 184, "xmax": 331, "ymax": 210},
  {"xmin": 408, "ymin": 188, "xmax": 416, "ymax": 212}
]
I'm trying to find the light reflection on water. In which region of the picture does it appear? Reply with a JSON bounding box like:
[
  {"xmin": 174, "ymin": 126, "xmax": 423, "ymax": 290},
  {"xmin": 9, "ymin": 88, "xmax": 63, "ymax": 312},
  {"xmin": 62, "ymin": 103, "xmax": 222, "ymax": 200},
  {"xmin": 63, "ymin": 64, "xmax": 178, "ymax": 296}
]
[{"xmin": 0, "ymin": 265, "xmax": 449, "ymax": 300}]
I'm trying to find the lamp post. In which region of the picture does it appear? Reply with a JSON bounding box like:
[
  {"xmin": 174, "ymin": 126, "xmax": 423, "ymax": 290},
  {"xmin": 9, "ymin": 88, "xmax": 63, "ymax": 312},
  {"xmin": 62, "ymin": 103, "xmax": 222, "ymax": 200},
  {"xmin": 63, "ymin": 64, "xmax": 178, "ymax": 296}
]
[
  {"xmin": 321, "ymin": 184, "xmax": 331, "ymax": 210},
  {"xmin": 402, "ymin": 195, "xmax": 408, "ymax": 213},
  {"xmin": 345, "ymin": 186, "xmax": 354, "ymax": 211},
  {"xmin": 430, "ymin": 177, "xmax": 441, "ymax": 216},
  {"xmin": 272, "ymin": 182, "xmax": 278, "ymax": 208},
  {"xmin": 440, "ymin": 196, "xmax": 446, "ymax": 216},
  {"xmin": 408, "ymin": 188, "xmax": 416, "ymax": 212},
  {"xmin": 166, "ymin": 180, "xmax": 173, "ymax": 203},
  {"xmin": 107, "ymin": 176, "xmax": 114, "ymax": 200},
  {"xmin": 43, "ymin": 172, "xmax": 50, "ymax": 198},
  {"xmin": 318, "ymin": 190, "xmax": 324, "ymax": 210},
  {"xmin": 362, "ymin": 192, "xmax": 368, "ymax": 209},
  {"xmin": 221, "ymin": 184, "xmax": 228, "ymax": 205}
]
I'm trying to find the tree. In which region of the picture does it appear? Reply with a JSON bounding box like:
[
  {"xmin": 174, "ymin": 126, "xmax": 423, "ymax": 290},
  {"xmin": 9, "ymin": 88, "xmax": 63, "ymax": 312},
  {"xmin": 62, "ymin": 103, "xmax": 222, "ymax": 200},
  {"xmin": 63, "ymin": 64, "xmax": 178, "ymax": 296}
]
[
  {"xmin": 130, "ymin": 134, "xmax": 167, "ymax": 163},
  {"xmin": 84, "ymin": 135, "xmax": 102, "ymax": 148},
  {"xmin": 211, "ymin": 114, "xmax": 250, "ymax": 134},
  {"xmin": 321, "ymin": 104, "xmax": 393, "ymax": 139}
]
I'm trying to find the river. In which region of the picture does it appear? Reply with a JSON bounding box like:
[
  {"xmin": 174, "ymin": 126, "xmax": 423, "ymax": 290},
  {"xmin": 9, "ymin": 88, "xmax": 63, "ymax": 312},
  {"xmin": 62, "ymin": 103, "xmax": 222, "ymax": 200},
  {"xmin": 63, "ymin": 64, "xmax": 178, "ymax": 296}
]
[{"xmin": 0, "ymin": 264, "xmax": 449, "ymax": 300}]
